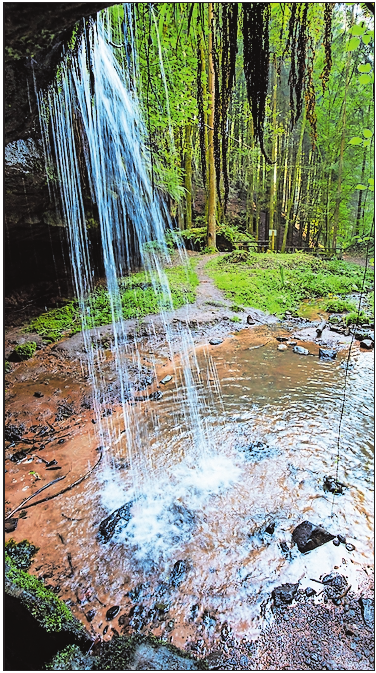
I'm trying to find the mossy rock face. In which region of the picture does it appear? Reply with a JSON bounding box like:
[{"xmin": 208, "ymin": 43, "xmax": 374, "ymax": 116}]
[
  {"xmin": 48, "ymin": 635, "xmax": 205, "ymax": 671},
  {"xmin": 13, "ymin": 340, "xmax": 37, "ymax": 360},
  {"xmin": 45, "ymin": 644, "xmax": 98, "ymax": 671},
  {"xmin": 5, "ymin": 538, "xmax": 39, "ymax": 570},
  {"xmin": 5, "ymin": 546, "xmax": 85, "ymax": 637}
]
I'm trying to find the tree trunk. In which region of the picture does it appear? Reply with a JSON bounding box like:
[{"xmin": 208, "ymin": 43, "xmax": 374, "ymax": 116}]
[
  {"xmin": 207, "ymin": 2, "xmax": 216, "ymax": 250},
  {"xmin": 281, "ymin": 108, "xmax": 306, "ymax": 253},
  {"xmin": 331, "ymin": 7, "xmax": 354, "ymax": 252},
  {"xmin": 268, "ymin": 63, "xmax": 278, "ymax": 250}
]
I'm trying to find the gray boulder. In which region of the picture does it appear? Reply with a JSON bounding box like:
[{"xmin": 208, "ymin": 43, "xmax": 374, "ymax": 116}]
[{"xmin": 292, "ymin": 520, "xmax": 335, "ymax": 553}]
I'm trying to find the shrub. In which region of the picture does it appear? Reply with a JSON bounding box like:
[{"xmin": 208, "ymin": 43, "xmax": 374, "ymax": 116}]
[{"xmin": 344, "ymin": 311, "xmax": 370, "ymax": 326}]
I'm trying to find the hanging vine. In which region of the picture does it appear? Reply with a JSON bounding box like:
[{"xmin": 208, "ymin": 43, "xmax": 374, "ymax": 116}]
[
  {"xmin": 242, "ymin": 2, "xmax": 272, "ymax": 164},
  {"xmin": 320, "ymin": 3, "xmax": 334, "ymax": 93}
]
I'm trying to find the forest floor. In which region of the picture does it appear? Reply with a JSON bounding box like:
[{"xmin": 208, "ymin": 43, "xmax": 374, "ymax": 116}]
[{"xmin": 4, "ymin": 252, "xmax": 374, "ymax": 671}]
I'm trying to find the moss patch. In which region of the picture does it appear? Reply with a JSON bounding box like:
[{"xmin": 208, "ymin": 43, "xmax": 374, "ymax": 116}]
[
  {"xmin": 206, "ymin": 253, "xmax": 374, "ymax": 318},
  {"xmin": 25, "ymin": 264, "xmax": 199, "ymax": 342},
  {"xmin": 13, "ymin": 341, "xmax": 37, "ymax": 360},
  {"xmin": 5, "ymin": 539, "xmax": 39, "ymax": 570},
  {"xmin": 5, "ymin": 551, "xmax": 84, "ymax": 635}
]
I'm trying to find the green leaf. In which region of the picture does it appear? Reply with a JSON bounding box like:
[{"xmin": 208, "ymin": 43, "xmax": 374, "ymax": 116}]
[
  {"xmin": 346, "ymin": 37, "xmax": 360, "ymax": 50},
  {"xmin": 348, "ymin": 137, "xmax": 364, "ymax": 145},
  {"xmin": 350, "ymin": 24, "xmax": 366, "ymax": 36},
  {"xmin": 358, "ymin": 63, "xmax": 372, "ymax": 73},
  {"xmin": 355, "ymin": 184, "xmax": 367, "ymax": 190},
  {"xmin": 363, "ymin": 34, "xmax": 372, "ymax": 45},
  {"xmin": 363, "ymin": 128, "xmax": 373, "ymax": 138},
  {"xmin": 368, "ymin": 178, "xmax": 374, "ymax": 185},
  {"xmin": 363, "ymin": 139, "xmax": 372, "ymax": 147},
  {"xmin": 359, "ymin": 73, "xmax": 372, "ymax": 84}
]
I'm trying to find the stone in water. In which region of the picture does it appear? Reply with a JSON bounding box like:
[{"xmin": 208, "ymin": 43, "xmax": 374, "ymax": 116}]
[
  {"xmin": 160, "ymin": 375, "xmax": 172, "ymax": 384},
  {"xmin": 292, "ymin": 520, "xmax": 335, "ymax": 553}
]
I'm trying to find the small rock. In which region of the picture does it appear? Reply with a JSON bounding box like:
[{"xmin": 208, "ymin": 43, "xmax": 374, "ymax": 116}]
[
  {"xmin": 85, "ymin": 609, "xmax": 95, "ymax": 623},
  {"xmin": 278, "ymin": 344, "xmax": 288, "ymax": 351},
  {"xmin": 323, "ymin": 475, "xmax": 346, "ymax": 494},
  {"xmin": 337, "ymin": 534, "xmax": 346, "ymax": 544},
  {"xmin": 246, "ymin": 316, "xmax": 255, "ymax": 325},
  {"xmin": 10, "ymin": 450, "xmax": 27, "ymax": 463},
  {"xmin": 287, "ymin": 340, "xmax": 297, "ymax": 346},
  {"xmin": 360, "ymin": 339, "xmax": 373, "ymax": 349},
  {"xmin": 149, "ymin": 390, "xmax": 163, "ymax": 400},
  {"xmin": 333, "ymin": 538, "xmax": 340, "ymax": 546},
  {"xmin": 58, "ymin": 438, "xmax": 65, "ymax": 444},
  {"xmin": 280, "ymin": 541, "xmax": 289, "ymax": 553},
  {"xmin": 359, "ymin": 597, "xmax": 374, "ymax": 629},
  {"xmin": 319, "ymin": 349, "xmax": 337, "ymax": 360},
  {"xmin": 5, "ymin": 518, "xmax": 18, "ymax": 533},
  {"xmin": 276, "ymin": 336, "xmax": 289, "ymax": 342},
  {"xmin": 160, "ymin": 375, "xmax": 173, "ymax": 384},
  {"xmin": 265, "ymin": 522, "xmax": 275, "ymax": 535},
  {"xmin": 305, "ymin": 587, "xmax": 316, "ymax": 598},
  {"xmin": 170, "ymin": 559, "xmax": 188, "ymax": 587},
  {"xmin": 103, "ymin": 625, "xmax": 108, "ymax": 635},
  {"xmin": 33, "ymin": 392, "xmax": 44, "ymax": 398},
  {"xmin": 272, "ymin": 582, "xmax": 299, "ymax": 607},
  {"xmin": 209, "ymin": 339, "xmax": 223, "ymax": 346},
  {"xmin": 345, "ymin": 543, "xmax": 355, "ymax": 552},
  {"xmin": 293, "ymin": 345, "xmax": 309, "ymax": 355},
  {"xmin": 292, "ymin": 520, "xmax": 335, "ymax": 553},
  {"xmin": 106, "ymin": 605, "xmax": 120, "ymax": 621}
]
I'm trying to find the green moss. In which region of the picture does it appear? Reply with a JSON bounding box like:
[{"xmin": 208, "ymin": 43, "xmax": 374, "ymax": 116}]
[
  {"xmin": 45, "ymin": 644, "xmax": 97, "ymax": 671},
  {"xmin": 230, "ymin": 315, "xmax": 241, "ymax": 322},
  {"xmin": 5, "ymin": 360, "xmax": 11, "ymax": 373},
  {"xmin": 25, "ymin": 264, "xmax": 199, "ymax": 342},
  {"xmin": 206, "ymin": 253, "xmax": 374, "ymax": 318},
  {"xmin": 5, "ymin": 539, "xmax": 39, "ymax": 570},
  {"xmin": 324, "ymin": 298, "xmax": 356, "ymax": 313},
  {"xmin": 5, "ymin": 553, "xmax": 83, "ymax": 634},
  {"xmin": 14, "ymin": 341, "xmax": 37, "ymax": 360}
]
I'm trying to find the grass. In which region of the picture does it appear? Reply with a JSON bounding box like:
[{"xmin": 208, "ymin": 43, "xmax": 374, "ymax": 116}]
[
  {"xmin": 206, "ymin": 252, "xmax": 374, "ymax": 318},
  {"xmin": 25, "ymin": 263, "xmax": 199, "ymax": 342},
  {"xmin": 324, "ymin": 298, "xmax": 356, "ymax": 313}
]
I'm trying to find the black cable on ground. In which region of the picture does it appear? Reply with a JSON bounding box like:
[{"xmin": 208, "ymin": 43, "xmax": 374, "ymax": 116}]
[{"xmin": 331, "ymin": 218, "xmax": 374, "ymax": 516}]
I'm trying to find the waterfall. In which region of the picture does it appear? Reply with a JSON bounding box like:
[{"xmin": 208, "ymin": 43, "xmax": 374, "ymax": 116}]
[{"xmin": 37, "ymin": 6, "xmax": 236, "ymax": 560}]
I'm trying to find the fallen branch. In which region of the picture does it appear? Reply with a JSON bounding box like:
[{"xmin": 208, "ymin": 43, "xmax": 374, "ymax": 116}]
[
  {"xmin": 5, "ymin": 476, "xmax": 66, "ymax": 519},
  {"xmin": 10, "ymin": 449, "xmax": 103, "ymax": 512},
  {"xmin": 249, "ymin": 340, "xmax": 272, "ymax": 350}
]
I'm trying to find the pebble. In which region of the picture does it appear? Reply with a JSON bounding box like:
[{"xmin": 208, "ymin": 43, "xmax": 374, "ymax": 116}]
[
  {"xmin": 278, "ymin": 344, "xmax": 287, "ymax": 351},
  {"xmin": 106, "ymin": 605, "xmax": 120, "ymax": 621},
  {"xmin": 333, "ymin": 538, "xmax": 340, "ymax": 546},
  {"xmin": 34, "ymin": 392, "xmax": 44, "ymax": 398},
  {"xmin": 160, "ymin": 375, "xmax": 173, "ymax": 384},
  {"xmin": 345, "ymin": 543, "xmax": 355, "ymax": 551},
  {"xmin": 337, "ymin": 534, "xmax": 346, "ymax": 544},
  {"xmin": 209, "ymin": 339, "xmax": 223, "ymax": 346},
  {"xmin": 305, "ymin": 587, "xmax": 316, "ymax": 598},
  {"xmin": 293, "ymin": 345, "xmax": 309, "ymax": 355}
]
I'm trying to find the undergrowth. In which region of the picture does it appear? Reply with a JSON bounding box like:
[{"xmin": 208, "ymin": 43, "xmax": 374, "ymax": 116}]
[
  {"xmin": 206, "ymin": 252, "xmax": 374, "ymax": 318},
  {"xmin": 25, "ymin": 264, "xmax": 198, "ymax": 342}
]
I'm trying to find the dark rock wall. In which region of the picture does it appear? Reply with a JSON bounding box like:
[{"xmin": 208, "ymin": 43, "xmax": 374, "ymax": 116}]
[{"xmin": 4, "ymin": 2, "xmax": 113, "ymax": 305}]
